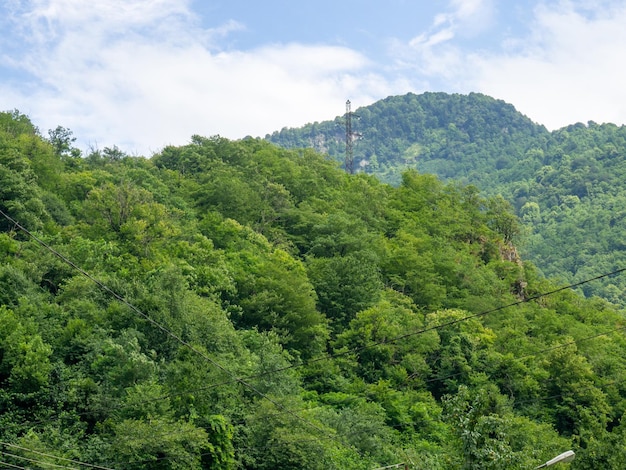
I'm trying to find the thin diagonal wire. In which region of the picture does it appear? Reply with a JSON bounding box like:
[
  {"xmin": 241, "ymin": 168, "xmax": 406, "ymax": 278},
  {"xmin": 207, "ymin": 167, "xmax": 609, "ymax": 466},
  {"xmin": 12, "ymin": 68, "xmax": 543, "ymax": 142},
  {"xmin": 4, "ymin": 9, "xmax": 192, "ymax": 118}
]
[
  {"xmin": 0, "ymin": 449, "xmax": 78, "ymax": 469},
  {"xmin": 0, "ymin": 442, "xmax": 114, "ymax": 470},
  {"xmin": 0, "ymin": 209, "xmax": 341, "ymax": 446},
  {"xmin": 0, "ymin": 460, "xmax": 29, "ymax": 470}
]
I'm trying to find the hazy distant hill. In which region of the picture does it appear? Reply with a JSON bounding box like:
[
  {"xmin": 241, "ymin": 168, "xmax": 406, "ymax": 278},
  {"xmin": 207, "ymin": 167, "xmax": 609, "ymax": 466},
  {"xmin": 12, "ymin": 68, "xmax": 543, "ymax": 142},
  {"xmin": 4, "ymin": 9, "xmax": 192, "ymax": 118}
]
[{"xmin": 267, "ymin": 92, "xmax": 626, "ymax": 306}]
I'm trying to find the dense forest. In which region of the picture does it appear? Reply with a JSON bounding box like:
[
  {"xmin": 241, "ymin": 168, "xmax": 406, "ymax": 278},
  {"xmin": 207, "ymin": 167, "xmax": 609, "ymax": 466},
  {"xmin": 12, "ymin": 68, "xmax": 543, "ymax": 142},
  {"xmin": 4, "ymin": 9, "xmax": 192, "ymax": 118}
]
[
  {"xmin": 267, "ymin": 92, "xmax": 626, "ymax": 308},
  {"xmin": 2, "ymin": 109, "xmax": 626, "ymax": 469}
]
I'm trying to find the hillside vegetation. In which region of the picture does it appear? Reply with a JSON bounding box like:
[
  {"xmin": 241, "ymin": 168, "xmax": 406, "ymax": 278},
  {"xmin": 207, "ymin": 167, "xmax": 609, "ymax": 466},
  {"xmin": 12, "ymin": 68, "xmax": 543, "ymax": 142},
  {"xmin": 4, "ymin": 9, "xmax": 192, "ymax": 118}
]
[
  {"xmin": 1, "ymin": 110, "xmax": 626, "ymax": 469},
  {"xmin": 267, "ymin": 92, "xmax": 626, "ymax": 307}
]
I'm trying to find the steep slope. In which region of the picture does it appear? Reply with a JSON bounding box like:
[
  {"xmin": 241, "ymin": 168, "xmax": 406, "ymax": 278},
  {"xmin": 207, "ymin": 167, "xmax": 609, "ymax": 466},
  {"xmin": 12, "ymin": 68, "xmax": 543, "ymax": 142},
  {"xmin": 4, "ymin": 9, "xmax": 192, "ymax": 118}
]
[
  {"xmin": 1, "ymin": 110, "xmax": 626, "ymax": 468},
  {"xmin": 514, "ymin": 122, "xmax": 626, "ymax": 303},
  {"xmin": 267, "ymin": 93, "xmax": 626, "ymax": 307}
]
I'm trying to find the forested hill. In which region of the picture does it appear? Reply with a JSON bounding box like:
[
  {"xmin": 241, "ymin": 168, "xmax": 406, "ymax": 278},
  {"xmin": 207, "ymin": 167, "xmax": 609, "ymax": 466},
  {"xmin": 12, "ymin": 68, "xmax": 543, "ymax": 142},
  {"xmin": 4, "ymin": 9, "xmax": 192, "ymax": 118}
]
[
  {"xmin": 2, "ymin": 109, "xmax": 626, "ymax": 468},
  {"xmin": 266, "ymin": 92, "xmax": 550, "ymax": 185},
  {"xmin": 267, "ymin": 92, "xmax": 626, "ymax": 307}
]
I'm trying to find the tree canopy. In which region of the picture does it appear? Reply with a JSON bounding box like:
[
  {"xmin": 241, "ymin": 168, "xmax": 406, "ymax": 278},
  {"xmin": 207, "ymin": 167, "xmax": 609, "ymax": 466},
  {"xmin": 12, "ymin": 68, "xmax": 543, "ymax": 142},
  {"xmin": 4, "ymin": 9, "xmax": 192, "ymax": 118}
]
[
  {"xmin": 0, "ymin": 108, "xmax": 625, "ymax": 468},
  {"xmin": 267, "ymin": 92, "xmax": 626, "ymax": 309}
]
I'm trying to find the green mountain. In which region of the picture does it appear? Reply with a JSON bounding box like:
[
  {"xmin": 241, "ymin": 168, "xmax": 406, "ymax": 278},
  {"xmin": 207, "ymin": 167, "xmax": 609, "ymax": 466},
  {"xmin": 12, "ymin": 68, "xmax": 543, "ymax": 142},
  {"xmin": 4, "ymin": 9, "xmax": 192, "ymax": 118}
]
[
  {"xmin": 266, "ymin": 92, "xmax": 549, "ymax": 185},
  {"xmin": 267, "ymin": 92, "xmax": 626, "ymax": 307},
  {"xmin": 1, "ymin": 109, "xmax": 626, "ymax": 468}
]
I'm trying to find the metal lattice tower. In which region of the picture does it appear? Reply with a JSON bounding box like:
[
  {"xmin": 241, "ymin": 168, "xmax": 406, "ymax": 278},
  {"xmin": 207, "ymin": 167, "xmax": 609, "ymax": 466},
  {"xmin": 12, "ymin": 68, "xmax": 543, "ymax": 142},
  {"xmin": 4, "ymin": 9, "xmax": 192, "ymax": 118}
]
[{"xmin": 345, "ymin": 100, "xmax": 354, "ymax": 174}]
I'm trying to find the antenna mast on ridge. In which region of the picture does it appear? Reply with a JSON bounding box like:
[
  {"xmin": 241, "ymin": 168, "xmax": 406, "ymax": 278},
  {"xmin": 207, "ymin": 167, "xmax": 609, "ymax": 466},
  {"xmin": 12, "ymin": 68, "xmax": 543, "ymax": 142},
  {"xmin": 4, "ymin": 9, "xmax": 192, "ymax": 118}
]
[{"xmin": 345, "ymin": 100, "xmax": 355, "ymax": 174}]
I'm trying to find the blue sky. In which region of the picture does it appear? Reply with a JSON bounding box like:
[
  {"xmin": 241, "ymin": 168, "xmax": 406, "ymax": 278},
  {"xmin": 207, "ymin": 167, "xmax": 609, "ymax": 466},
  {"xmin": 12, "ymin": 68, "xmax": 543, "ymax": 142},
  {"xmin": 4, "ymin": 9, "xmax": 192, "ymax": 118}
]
[{"xmin": 1, "ymin": 0, "xmax": 626, "ymax": 155}]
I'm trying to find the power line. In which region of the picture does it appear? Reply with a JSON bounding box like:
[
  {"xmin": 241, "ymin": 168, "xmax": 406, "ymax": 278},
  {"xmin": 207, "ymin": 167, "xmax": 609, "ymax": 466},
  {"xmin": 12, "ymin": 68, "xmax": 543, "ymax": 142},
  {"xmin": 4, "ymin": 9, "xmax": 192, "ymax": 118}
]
[
  {"xmin": 42, "ymin": 316, "xmax": 626, "ymax": 465},
  {"xmin": 6, "ymin": 245, "xmax": 624, "ymax": 444},
  {"xmin": 223, "ymin": 267, "xmax": 626, "ymax": 382},
  {"xmin": 3, "ymin": 207, "xmax": 626, "ymax": 465},
  {"xmin": 0, "ymin": 209, "xmax": 347, "ymax": 452},
  {"xmin": 14, "ymin": 265, "xmax": 626, "ymax": 434},
  {"xmin": 514, "ymin": 324, "xmax": 626, "ymax": 364},
  {"xmin": 0, "ymin": 460, "xmax": 29, "ymax": 470},
  {"xmin": 0, "ymin": 442, "xmax": 115, "ymax": 470},
  {"xmin": 512, "ymin": 375, "xmax": 626, "ymax": 408},
  {"xmin": 363, "ymin": 267, "xmax": 626, "ymax": 351},
  {"xmin": 114, "ymin": 284, "xmax": 626, "ymax": 463},
  {"xmin": 0, "ymin": 449, "xmax": 79, "ymax": 469},
  {"xmin": 423, "ymin": 317, "xmax": 626, "ymax": 386}
]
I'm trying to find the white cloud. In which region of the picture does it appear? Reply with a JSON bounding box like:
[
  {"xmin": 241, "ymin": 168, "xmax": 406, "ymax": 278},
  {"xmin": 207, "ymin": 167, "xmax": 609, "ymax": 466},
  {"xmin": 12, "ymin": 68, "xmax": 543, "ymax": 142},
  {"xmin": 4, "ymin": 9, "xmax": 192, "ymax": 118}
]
[
  {"xmin": 0, "ymin": 0, "xmax": 396, "ymax": 155},
  {"xmin": 391, "ymin": 0, "xmax": 626, "ymax": 129},
  {"xmin": 22, "ymin": 0, "xmax": 191, "ymax": 32},
  {"xmin": 11, "ymin": 0, "xmax": 625, "ymax": 154},
  {"xmin": 450, "ymin": 0, "xmax": 496, "ymax": 34},
  {"xmin": 418, "ymin": 0, "xmax": 495, "ymax": 43},
  {"xmin": 467, "ymin": 1, "xmax": 626, "ymax": 129},
  {"xmin": 396, "ymin": 0, "xmax": 495, "ymax": 82}
]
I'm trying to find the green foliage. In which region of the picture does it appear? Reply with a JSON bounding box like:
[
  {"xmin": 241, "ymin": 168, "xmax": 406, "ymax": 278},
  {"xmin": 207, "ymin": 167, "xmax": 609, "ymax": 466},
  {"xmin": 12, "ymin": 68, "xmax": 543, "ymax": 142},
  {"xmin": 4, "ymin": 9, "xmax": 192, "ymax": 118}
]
[
  {"xmin": 1, "ymin": 108, "xmax": 626, "ymax": 469},
  {"xmin": 333, "ymin": 290, "xmax": 438, "ymax": 386},
  {"xmin": 307, "ymin": 252, "xmax": 383, "ymax": 329},
  {"xmin": 106, "ymin": 416, "xmax": 209, "ymax": 469},
  {"xmin": 0, "ymin": 136, "xmax": 49, "ymax": 231},
  {"xmin": 267, "ymin": 92, "xmax": 547, "ymax": 186},
  {"xmin": 0, "ymin": 307, "xmax": 53, "ymax": 393},
  {"xmin": 442, "ymin": 385, "xmax": 570, "ymax": 469},
  {"xmin": 268, "ymin": 93, "xmax": 626, "ymax": 308},
  {"xmin": 47, "ymin": 125, "xmax": 80, "ymax": 159}
]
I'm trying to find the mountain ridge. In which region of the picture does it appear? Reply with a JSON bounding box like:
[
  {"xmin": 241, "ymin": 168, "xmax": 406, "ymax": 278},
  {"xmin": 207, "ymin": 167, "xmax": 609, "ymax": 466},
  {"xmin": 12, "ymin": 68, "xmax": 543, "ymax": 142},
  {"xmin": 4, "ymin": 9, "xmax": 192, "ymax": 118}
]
[
  {"xmin": 267, "ymin": 92, "xmax": 549, "ymax": 184},
  {"xmin": 267, "ymin": 91, "xmax": 626, "ymax": 306}
]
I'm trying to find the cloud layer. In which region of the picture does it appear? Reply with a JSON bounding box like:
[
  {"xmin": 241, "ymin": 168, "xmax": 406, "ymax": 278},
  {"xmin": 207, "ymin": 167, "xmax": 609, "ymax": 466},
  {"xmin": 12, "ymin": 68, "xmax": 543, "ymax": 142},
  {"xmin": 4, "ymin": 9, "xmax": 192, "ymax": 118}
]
[
  {"xmin": 472, "ymin": 1, "xmax": 626, "ymax": 129},
  {"xmin": 2, "ymin": 0, "xmax": 626, "ymax": 154},
  {"xmin": 1, "ymin": 0, "xmax": 397, "ymax": 154},
  {"xmin": 401, "ymin": 0, "xmax": 626, "ymax": 129}
]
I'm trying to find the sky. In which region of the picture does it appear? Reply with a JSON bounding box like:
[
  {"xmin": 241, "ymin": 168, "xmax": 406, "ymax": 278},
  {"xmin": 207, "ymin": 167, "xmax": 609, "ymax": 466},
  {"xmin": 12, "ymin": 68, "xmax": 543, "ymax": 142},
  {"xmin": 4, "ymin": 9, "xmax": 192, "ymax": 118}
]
[{"xmin": 1, "ymin": 0, "xmax": 626, "ymax": 155}]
